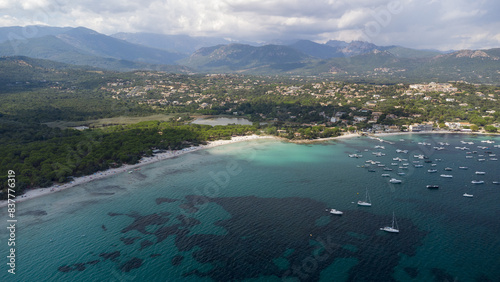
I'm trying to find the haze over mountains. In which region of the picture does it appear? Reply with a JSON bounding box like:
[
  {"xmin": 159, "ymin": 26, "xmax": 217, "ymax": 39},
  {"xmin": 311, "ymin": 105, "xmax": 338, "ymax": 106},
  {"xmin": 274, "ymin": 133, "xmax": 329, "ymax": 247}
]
[{"xmin": 0, "ymin": 26, "xmax": 499, "ymax": 83}]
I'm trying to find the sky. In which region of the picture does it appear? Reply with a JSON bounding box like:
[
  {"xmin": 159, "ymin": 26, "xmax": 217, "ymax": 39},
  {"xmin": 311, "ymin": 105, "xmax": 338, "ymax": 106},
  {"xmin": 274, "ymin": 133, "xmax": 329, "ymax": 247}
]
[{"xmin": 0, "ymin": 0, "xmax": 499, "ymax": 50}]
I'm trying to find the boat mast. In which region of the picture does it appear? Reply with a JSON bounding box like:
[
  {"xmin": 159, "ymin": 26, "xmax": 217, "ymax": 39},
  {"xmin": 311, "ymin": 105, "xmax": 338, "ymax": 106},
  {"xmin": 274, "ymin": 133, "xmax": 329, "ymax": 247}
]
[{"xmin": 392, "ymin": 212, "xmax": 399, "ymax": 230}]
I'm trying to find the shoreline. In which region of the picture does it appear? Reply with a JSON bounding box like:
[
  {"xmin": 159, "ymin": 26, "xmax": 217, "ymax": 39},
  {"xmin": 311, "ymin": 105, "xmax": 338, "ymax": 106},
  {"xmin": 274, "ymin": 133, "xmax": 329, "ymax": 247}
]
[
  {"xmin": 2, "ymin": 130, "xmax": 498, "ymax": 207},
  {"xmin": 287, "ymin": 132, "xmax": 363, "ymax": 143},
  {"xmin": 372, "ymin": 130, "xmax": 500, "ymax": 138},
  {"xmin": 0, "ymin": 135, "xmax": 274, "ymax": 207}
]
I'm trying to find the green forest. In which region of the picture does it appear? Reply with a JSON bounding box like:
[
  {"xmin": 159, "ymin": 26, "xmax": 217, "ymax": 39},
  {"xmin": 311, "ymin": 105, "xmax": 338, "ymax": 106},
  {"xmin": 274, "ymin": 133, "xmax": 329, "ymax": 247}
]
[{"xmin": 0, "ymin": 121, "xmax": 262, "ymax": 198}]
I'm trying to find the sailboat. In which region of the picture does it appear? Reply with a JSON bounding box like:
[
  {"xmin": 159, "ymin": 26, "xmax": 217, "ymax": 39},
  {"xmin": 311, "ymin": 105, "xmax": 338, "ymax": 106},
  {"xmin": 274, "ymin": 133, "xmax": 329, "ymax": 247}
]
[
  {"xmin": 357, "ymin": 189, "xmax": 372, "ymax": 207},
  {"xmin": 380, "ymin": 212, "xmax": 399, "ymax": 233}
]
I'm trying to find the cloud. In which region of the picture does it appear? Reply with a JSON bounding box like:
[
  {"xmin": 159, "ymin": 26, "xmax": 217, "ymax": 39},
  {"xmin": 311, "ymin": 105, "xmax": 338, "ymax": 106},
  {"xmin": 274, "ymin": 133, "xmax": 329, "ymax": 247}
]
[
  {"xmin": 0, "ymin": 0, "xmax": 498, "ymax": 50},
  {"xmin": 337, "ymin": 9, "xmax": 370, "ymax": 29}
]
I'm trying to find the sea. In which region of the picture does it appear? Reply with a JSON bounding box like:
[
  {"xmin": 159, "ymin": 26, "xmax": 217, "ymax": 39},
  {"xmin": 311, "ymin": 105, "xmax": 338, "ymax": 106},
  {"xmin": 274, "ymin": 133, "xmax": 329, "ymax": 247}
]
[{"xmin": 1, "ymin": 133, "xmax": 499, "ymax": 282}]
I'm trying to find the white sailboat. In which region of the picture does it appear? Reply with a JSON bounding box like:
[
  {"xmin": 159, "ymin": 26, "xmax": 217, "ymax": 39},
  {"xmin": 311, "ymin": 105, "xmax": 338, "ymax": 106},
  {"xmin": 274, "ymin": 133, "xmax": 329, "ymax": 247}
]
[
  {"xmin": 380, "ymin": 212, "xmax": 399, "ymax": 233},
  {"xmin": 358, "ymin": 189, "xmax": 372, "ymax": 207}
]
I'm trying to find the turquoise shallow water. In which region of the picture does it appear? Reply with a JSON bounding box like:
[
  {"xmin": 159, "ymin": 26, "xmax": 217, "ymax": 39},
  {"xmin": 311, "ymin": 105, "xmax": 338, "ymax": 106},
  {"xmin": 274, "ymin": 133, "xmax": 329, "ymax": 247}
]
[{"xmin": 1, "ymin": 134, "xmax": 499, "ymax": 281}]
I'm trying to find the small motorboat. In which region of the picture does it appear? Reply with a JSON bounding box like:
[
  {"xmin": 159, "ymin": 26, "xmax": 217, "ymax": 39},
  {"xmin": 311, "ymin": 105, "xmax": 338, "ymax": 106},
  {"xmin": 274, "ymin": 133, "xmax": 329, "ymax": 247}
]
[
  {"xmin": 389, "ymin": 178, "xmax": 402, "ymax": 184},
  {"xmin": 328, "ymin": 209, "xmax": 343, "ymax": 215}
]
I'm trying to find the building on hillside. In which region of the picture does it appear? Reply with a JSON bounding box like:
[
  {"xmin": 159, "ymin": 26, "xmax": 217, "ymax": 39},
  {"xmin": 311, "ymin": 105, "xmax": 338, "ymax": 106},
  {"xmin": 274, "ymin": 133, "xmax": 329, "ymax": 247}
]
[
  {"xmin": 353, "ymin": 116, "xmax": 368, "ymax": 123},
  {"xmin": 445, "ymin": 122, "xmax": 472, "ymax": 130},
  {"xmin": 409, "ymin": 82, "xmax": 458, "ymax": 93},
  {"xmin": 409, "ymin": 123, "xmax": 433, "ymax": 132}
]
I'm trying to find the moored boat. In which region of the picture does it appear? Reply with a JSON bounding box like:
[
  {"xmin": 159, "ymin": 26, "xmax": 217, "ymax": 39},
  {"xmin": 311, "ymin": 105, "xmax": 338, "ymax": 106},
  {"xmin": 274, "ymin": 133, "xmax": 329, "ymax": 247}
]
[
  {"xmin": 389, "ymin": 178, "xmax": 402, "ymax": 184},
  {"xmin": 426, "ymin": 185, "xmax": 439, "ymax": 189},
  {"xmin": 471, "ymin": 180, "xmax": 485, "ymax": 184},
  {"xmin": 328, "ymin": 209, "xmax": 343, "ymax": 215},
  {"xmin": 380, "ymin": 212, "xmax": 399, "ymax": 233},
  {"xmin": 440, "ymin": 174, "xmax": 453, "ymax": 178},
  {"xmin": 463, "ymin": 193, "xmax": 473, "ymax": 198},
  {"xmin": 349, "ymin": 154, "xmax": 362, "ymax": 158},
  {"xmin": 357, "ymin": 189, "xmax": 372, "ymax": 207}
]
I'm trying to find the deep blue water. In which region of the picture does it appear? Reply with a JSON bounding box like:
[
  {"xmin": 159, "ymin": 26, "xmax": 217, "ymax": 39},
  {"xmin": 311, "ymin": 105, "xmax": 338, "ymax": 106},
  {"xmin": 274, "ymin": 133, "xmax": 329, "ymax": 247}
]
[{"xmin": 1, "ymin": 134, "xmax": 499, "ymax": 281}]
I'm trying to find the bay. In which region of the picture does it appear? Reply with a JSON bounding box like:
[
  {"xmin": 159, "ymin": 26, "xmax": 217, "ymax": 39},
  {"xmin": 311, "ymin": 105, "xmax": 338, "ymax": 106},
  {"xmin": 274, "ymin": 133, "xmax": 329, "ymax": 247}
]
[{"xmin": 1, "ymin": 134, "xmax": 499, "ymax": 281}]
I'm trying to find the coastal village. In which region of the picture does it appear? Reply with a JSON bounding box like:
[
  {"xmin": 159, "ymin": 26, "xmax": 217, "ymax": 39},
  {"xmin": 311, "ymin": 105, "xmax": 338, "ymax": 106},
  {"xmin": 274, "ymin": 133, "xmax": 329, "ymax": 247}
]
[{"xmin": 100, "ymin": 73, "xmax": 500, "ymax": 136}]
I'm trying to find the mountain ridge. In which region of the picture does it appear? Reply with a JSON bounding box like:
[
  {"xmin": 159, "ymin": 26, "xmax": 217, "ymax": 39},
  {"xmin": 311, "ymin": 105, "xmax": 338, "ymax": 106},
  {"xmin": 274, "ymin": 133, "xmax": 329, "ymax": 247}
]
[
  {"xmin": 0, "ymin": 26, "xmax": 499, "ymax": 83},
  {"xmin": 0, "ymin": 26, "xmax": 190, "ymax": 71},
  {"xmin": 181, "ymin": 43, "xmax": 311, "ymax": 72}
]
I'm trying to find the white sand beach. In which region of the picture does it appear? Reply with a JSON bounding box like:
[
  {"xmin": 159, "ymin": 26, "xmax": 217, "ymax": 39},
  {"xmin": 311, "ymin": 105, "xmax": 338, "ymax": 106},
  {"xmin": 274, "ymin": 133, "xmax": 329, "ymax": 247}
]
[
  {"xmin": 0, "ymin": 135, "xmax": 274, "ymax": 207},
  {"xmin": 3, "ymin": 130, "xmax": 498, "ymax": 207}
]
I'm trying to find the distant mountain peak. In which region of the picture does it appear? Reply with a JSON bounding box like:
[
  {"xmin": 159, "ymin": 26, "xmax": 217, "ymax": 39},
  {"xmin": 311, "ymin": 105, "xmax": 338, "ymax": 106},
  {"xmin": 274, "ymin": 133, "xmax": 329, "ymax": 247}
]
[
  {"xmin": 435, "ymin": 49, "xmax": 500, "ymax": 61},
  {"xmin": 65, "ymin": 26, "xmax": 100, "ymax": 35},
  {"xmin": 454, "ymin": 50, "xmax": 499, "ymax": 60},
  {"xmin": 325, "ymin": 40, "xmax": 349, "ymax": 48}
]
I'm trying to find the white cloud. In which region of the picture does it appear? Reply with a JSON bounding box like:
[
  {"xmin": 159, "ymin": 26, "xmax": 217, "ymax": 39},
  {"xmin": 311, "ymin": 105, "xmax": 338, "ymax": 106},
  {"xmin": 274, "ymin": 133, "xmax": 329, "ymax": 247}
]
[
  {"xmin": 19, "ymin": 0, "xmax": 51, "ymax": 10},
  {"xmin": 441, "ymin": 9, "xmax": 485, "ymax": 22},
  {"xmin": 0, "ymin": 0, "xmax": 498, "ymax": 50},
  {"xmin": 0, "ymin": 15, "xmax": 19, "ymax": 26},
  {"xmin": 337, "ymin": 9, "xmax": 369, "ymax": 29}
]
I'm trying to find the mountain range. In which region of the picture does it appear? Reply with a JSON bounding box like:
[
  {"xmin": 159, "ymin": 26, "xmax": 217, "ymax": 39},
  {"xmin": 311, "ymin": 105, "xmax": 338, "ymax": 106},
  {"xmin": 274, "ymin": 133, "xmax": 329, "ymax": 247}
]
[
  {"xmin": 0, "ymin": 26, "xmax": 189, "ymax": 72},
  {"xmin": 0, "ymin": 26, "xmax": 499, "ymax": 83}
]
